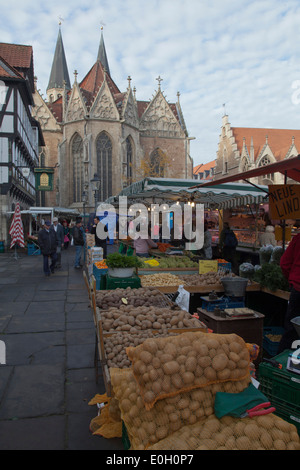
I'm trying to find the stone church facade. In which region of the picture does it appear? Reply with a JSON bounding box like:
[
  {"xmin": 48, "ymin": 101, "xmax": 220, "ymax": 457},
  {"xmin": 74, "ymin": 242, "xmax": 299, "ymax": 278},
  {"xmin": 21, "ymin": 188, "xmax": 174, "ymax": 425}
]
[{"xmin": 32, "ymin": 28, "xmax": 193, "ymax": 212}]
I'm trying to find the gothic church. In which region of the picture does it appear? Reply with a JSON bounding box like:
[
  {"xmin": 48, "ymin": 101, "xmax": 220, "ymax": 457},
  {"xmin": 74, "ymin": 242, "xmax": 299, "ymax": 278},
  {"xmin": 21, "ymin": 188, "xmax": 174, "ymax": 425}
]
[{"xmin": 32, "ymin": 27, "xmax": 193, "ymax": 211}]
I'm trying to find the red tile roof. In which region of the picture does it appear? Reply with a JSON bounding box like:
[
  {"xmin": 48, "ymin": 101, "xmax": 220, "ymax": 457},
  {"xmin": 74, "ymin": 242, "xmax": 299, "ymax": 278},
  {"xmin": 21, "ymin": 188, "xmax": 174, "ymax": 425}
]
[
  {"xmin": 79, "ymin": 60, "xmax": 120, "ymax": 108},
  {"xmin": 0, "ymin": 55, "xmax": 24, "ymax": 80},
  {"xmin": 0, "ymin": 43, "xmax": 33, "ymax": 71},
  {"xmin": 193, "ymin": 160, "xmax": 215, "ymax": 175},
  {"xmin": 232, "ymin": 127, "xmax": 300, "ymax": 161}
]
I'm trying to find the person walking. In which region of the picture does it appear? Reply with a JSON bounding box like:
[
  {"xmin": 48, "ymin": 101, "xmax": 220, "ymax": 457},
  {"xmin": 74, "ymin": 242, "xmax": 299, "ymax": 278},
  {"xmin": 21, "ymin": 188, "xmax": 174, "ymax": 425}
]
[
  {"xmin": 277, "ymin": 233, "xmax": 300, "ymax": 353},
  {"xmin": 38, "ymin": 220, "xmax": 58, "ymax": 276},
  {"xmin": 62, "ymin": 220, "xmax": 71, "ymax": 249},
  {"xmin": 73, "ymin": 218, "xmax": 85, "ymax": 269},
  {"xmin": 52, "ymin": 217, "xmax": 64, "ymax": 268}
]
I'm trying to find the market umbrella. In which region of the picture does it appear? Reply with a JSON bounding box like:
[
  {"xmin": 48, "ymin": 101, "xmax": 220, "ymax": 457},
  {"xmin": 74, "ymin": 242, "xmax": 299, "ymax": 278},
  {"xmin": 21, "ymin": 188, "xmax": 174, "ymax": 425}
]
[{"xmin": 9, "ymin": 202, "xmax": 25, "ymax": 259}]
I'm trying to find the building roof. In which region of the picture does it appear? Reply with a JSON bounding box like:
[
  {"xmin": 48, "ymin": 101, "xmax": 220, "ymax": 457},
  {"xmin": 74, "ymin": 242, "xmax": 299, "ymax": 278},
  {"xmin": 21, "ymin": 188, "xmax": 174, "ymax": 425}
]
[
  {"xmin": 193, "ymin": 160, "xmax": 215, "ymax": 175},
  {"xmin": 97, "ymin": 28, "xmax": 110, "ymax": 76},
  {"xmin": 79, "ymin": 59, "xmax": 120, "ymax": 108},
  {"xmin": 47, "ymin": 27, "xmax": 71, "ymax": 91},
  {"xmin": 0, "ymin": 56, "xmax": 24, "ymax": 80},
  {"xmin": 232, "ymin": 127, "xmax": 300, "ymax": 161},
  {"xmin": 0, "ymin": 42, "xmax": 33, "ymax": 70},
  {"xmin": 0, "ymin": 42, "xmax": 34, "ymax": 91}
]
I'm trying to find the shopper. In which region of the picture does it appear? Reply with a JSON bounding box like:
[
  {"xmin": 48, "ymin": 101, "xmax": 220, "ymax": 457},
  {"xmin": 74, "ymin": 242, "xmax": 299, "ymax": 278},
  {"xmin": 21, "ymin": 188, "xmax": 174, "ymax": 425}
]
[
  {"xmin": 90, "ymin": 216, "xmax": 108, "ymax": 258},
  {"xmin": 219, "ymin": 222, "xmax": 238, "ymax": 273},
  {"xmin": 52, "ymin": 217, "xmax": 64, "ymax": 267},
  {"xmin": 62, "ymin": 220, "xmax": 71, "ymax": 249},
  {"xmin": 134, "ymin": 225, "xmax": 158, "ymax": 257},
  {"xmin": 197, "ymin": 220, "xmax": 212, "ymax": 259},
  {"xmin": 259, "ymin": 225, "xmax": 277, "ymax": 247},
  {"xmin": 277, "ymin": 233, "xmax": 300, "ymax": 353},
  {"xmin": 38, "ymin": 220, "xmax": 58, "ymax": 276},
  {"xmin": 73, "ymin": 218, "xmax": 85, "ymax": 269}
]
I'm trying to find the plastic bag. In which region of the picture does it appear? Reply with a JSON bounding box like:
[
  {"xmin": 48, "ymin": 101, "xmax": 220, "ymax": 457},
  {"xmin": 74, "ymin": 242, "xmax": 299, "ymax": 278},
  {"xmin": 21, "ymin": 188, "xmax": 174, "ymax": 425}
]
[{"xmin": 175, "ymin": 285, "xmax": 190, "ymax": 312}]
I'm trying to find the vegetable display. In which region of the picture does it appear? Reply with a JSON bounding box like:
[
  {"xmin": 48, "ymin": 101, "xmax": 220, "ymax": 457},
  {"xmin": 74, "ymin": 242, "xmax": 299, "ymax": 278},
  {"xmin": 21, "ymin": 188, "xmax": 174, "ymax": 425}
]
[{"xmin": 253, "ymin": 263, "xmax": 290, "ymax": 292}]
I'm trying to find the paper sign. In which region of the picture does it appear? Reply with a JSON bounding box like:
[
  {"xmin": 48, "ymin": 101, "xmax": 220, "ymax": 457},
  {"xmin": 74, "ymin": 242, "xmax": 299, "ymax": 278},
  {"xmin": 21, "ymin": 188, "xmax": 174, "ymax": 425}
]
[
  {"xmin": 269, "ymin": 184, "xmax": 300, "ymax": 220},
  {"xmin": 199, "ymin": 260, "xmax": 218, "ymax": 274}
]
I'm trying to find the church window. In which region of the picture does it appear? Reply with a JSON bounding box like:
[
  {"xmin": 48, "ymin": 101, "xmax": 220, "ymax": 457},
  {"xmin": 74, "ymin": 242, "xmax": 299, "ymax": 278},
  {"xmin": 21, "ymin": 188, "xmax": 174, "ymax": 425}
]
[
  {"xmin": 122, "ymin": 137, "xmax": 133, "ymax": 187},
  {"xmin": 72, "ymin": 133, "xmax": 84, "ymax": 202},
  {"xmin": 96, "ymin": 133, "xmax": 112, "ymax": 201},
  {"xmin": 150, "ymin": 148, "xmax": 167, "ymax": 177},
  {"xmin": 258, "ymin": 155, "xmax": 274, "ymax": 184}
]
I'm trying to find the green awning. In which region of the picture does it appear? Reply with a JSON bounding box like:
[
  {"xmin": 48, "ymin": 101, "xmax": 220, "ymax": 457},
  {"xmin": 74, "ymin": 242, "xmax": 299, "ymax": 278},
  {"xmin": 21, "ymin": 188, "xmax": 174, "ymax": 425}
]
[{"xmin": 106, "ymin": 177, "xmax": 268, "ymax": 209}]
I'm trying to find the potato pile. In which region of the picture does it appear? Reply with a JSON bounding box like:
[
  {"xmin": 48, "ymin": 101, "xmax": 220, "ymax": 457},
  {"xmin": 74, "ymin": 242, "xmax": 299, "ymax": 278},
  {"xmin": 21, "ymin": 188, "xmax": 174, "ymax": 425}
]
[
  {"xmin": 148, "ymin": 414, "xmax": 300, "ymax": 450},
  {"xmin": 100, "ymin": 305, "xmax": 204, "ymax": 334},
  {"xmin": 104, "ymin": 331, "xmax": 176, "ymax": 369},
  {"xmin": 110, "ymin": 367, "xmax": 251, "ymax": 450},
  {"xmin": 141, "ymin": 272, "xmax": 186, "ymax": 287},
  {"xmin": 126, "ymin": 331, "xmax": 250, "ymax": 410},
  {"xmin": 96, "ymin": 287, "xmax": 171, "ymax": 310},
  {"xmin": 178, "ymin": 271, "xmax": 234, "ymax": 286}
]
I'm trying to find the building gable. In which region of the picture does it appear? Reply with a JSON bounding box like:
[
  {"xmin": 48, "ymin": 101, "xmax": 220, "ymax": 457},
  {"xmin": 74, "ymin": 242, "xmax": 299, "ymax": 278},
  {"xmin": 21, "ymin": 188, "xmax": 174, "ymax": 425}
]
[
  {"xmin": 90, "ymin": 79, "xmax": 119, "ymax": 120},
  {"xmin": 65, "ymin": 82, "xmax": 87, "ymax": 122},
  {"xmin": 121, "ymin": 87, "xmax": 139, "ymax": 128},
  {"xmin": 140, "ymin": 90, "xmax": 184, "ymax": 138}
]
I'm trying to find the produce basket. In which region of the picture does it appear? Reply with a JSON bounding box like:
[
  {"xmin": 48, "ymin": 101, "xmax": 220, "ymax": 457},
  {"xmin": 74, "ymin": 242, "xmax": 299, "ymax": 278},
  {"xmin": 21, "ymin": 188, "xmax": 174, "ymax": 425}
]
[
  {"xmin": 291, "ymin": 316, "xmax": 300, "ymax": 338},
  {"xmin": 263, "ymin": 326, "xmax": 285, "ymax": 356},
  {"xmin": 220, "ymin": 277, "xmax": 248, "ymax": 297}
]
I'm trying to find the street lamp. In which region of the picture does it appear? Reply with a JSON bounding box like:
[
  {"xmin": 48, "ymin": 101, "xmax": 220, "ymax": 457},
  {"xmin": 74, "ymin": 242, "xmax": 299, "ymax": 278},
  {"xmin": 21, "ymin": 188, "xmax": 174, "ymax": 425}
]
[
  {"xmin": 90, "ymin": 173, "xmax": 101, "ymax": 214},
  {"xmin": 82, "ymin": 190, "xmax": 88, "ymax": 229}
]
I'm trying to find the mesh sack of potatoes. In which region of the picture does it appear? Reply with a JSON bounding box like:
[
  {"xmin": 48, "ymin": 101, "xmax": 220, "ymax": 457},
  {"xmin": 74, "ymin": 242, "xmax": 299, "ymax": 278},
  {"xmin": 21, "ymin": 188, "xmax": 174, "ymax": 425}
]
[
  {"xmin": 140, "ymin": 272, "xmax": 186, "ymax": 287},
  {"xmin": 148, "ymin": 413, "xmax": 300, "ymax": 450},
  {"xmin": 104, "ymin": 330, "xmax": 178, "ymax": 369},
  {"xmin": 96, "ymin": 287, "xmax": 173, "ymax": 310},
  {"xmin": 100, "ymin": 305, "xmax": 205, "ymax": 334},
  {"xmin": 178, "ymin": 271, "xmax": 234, "ymax": 286},
  {"xmin": 110, "ymin": 367, "xmax": 251, "ymax": 450},
  {"xmin": 126, "ymin": 331, "xmax": 250, "ymax": 410}
]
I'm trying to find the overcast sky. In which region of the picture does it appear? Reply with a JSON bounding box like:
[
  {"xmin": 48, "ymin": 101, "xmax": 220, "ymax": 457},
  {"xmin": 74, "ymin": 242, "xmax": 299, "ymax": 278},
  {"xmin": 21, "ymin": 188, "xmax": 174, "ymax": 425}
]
[{"xmin": 2, "ymin": 0, "xmax": 300, "ymax": 167}]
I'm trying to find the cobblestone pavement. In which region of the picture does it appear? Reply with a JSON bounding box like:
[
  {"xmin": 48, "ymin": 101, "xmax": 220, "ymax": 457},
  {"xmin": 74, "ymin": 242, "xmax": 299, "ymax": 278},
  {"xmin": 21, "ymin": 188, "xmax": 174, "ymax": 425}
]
[{"xmin": 0, "ymin": 246, "xmax": 123, "ymax": 450}]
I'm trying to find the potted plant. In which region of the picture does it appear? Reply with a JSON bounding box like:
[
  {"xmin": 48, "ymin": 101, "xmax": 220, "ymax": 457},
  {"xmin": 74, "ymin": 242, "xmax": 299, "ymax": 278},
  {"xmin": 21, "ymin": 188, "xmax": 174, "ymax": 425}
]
[{"xmin": 106, "ymin": 253, "xmax": 143, "ymax": 278}]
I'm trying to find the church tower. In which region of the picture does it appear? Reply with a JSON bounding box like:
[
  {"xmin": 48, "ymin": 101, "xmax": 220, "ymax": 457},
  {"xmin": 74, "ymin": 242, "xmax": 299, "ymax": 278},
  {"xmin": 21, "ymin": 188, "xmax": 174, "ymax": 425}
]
[
  {"xmin": 33, "ymin": 26, "xmax": 193, "ymax": 212},
  {"xmin": 46, "ymin": 25, "xmax": 71, "ymax": 103}
]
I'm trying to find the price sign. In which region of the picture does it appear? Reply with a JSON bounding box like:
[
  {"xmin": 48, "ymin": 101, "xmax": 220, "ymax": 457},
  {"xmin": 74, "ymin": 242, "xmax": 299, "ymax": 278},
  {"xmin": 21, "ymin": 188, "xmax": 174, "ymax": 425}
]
[
  {"xmin": 199, "ymin": 260, "xmax": 218, "ymax": 274},
  {"xmin": 269, "ymin": 184, "xmax": 300, "ymax": 220}
]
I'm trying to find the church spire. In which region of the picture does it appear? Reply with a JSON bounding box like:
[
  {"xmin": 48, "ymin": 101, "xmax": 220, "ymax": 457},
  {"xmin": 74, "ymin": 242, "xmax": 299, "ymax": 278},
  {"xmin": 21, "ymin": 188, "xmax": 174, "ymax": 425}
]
[
  {"xmin": 47, "ymin": 25, "xmax": 71, "ymax": 102},
  {"xmin": 97, "ymin": 27, "xmax": 110, "ymax": 76}
]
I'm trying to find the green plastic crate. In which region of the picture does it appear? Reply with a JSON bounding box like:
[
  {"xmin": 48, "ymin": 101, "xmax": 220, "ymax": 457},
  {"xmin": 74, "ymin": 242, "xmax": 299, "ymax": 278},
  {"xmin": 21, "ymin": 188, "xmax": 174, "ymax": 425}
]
[
  {"xmin": 258, "ymin": 350, "xmax": 300, "ymax": 433},
  {"xmin": 122, "ymin": 421, "xmax": 131, "ymax": 450},
  {"xmin": 105, "ymin": 273, "xmax": 141, "ymax": 290}
]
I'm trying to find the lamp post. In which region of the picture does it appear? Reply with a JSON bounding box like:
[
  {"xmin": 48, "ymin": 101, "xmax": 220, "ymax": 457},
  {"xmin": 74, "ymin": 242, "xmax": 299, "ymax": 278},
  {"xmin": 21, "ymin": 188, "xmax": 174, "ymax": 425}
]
[
  {"xmin": 90, "ymin": 173, "xmax": 101, "ymax": 214},
  {"xmin": 82, "ymin": 190, "xmax": 88, "ymax": 230}
]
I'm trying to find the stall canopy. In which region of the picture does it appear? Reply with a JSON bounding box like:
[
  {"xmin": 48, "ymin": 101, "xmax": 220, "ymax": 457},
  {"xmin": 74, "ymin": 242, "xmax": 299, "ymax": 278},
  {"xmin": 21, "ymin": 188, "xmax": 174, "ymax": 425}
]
[
  {"xmin": 106, "ymin": 177, "xmax": 268, "ymax": 209},
  {"xmin": 190, "ymin": 154, "xmax": 300, "ymax": 188}
]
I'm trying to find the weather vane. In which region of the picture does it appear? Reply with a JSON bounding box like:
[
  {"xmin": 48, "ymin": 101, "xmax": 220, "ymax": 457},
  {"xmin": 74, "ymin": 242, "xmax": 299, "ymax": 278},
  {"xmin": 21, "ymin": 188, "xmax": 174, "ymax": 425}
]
[{"xmin": 58, "ymin": 16, "xmax": 64, "ymax": 26}]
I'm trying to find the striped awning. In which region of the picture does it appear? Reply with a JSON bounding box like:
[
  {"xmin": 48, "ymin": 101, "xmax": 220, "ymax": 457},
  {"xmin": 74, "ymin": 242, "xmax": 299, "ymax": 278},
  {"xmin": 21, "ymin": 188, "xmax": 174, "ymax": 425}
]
[{"xmin": 106, "ymin": 178, "xmax": 268, "ymax": 209}]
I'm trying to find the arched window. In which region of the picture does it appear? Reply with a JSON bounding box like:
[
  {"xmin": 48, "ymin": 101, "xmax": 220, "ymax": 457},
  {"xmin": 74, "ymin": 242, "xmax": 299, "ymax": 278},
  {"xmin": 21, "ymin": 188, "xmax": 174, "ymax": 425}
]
[
  {"xmin": 96, "ymin": 133, "xmax": 112, "ymax": 201},
  {"xmin": 72, "ymin": 133, "xmax": 84, "ymax": 203},
  {"xmin": 122, "ymin": 137, "xmax": 132, "ymax": 186},
  {"xmin": 150, "ymin": 148, "xmax": 167, "ymax": 177},
  {"xmin": 258, "ymin": 155, "xmax": 274, "ymax": 184}
]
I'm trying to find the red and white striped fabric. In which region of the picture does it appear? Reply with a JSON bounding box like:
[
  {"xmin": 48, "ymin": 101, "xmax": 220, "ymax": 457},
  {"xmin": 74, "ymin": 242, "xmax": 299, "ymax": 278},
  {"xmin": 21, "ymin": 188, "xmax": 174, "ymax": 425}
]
[{"xmin": 9, "ymin": 202, "xmax": 25, "ymax": 248}]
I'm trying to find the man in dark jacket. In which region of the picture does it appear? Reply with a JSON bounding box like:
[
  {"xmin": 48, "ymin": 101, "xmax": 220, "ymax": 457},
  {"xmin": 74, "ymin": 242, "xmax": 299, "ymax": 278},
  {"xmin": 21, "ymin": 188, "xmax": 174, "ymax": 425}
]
[
  {"xmin": 73, "ymin": 218, "xmax": 85, "ymax": 269},
  {"xmin": 38, "ymin": 220, "xmax": 58, "ymax": 276},
  {"xmin": 90, "ymin": 216, "xmax": 108, "ymax": 258}
]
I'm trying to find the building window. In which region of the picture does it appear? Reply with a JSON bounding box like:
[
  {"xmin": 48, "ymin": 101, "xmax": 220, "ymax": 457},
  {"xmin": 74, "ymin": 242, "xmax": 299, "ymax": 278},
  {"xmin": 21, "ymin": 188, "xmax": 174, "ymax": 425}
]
[
  {"xmin": 122, "ymin": 137, "xmax": 132, "ymax": 187},
  {"xmin": 258, "ymin": 155, "xmax": 274, "ymax": 184},
  {"xmin": 150, "ymin": 148, "xmax": 167, "ymax": 177},
  {"xmin": 72, "ymin": 133, "xmax": 84, "ymax": 203},
  {"xmin": 96, "ymin": 133, "xmax": 112, "ymax": 201}
]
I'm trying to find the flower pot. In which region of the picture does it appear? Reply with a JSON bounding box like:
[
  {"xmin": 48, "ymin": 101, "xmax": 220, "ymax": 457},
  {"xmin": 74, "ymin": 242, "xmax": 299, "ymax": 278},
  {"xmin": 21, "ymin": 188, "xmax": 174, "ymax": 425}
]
[{"xmin": 108, "ymin": 267, "xmax": 135, "ymax": 278}]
